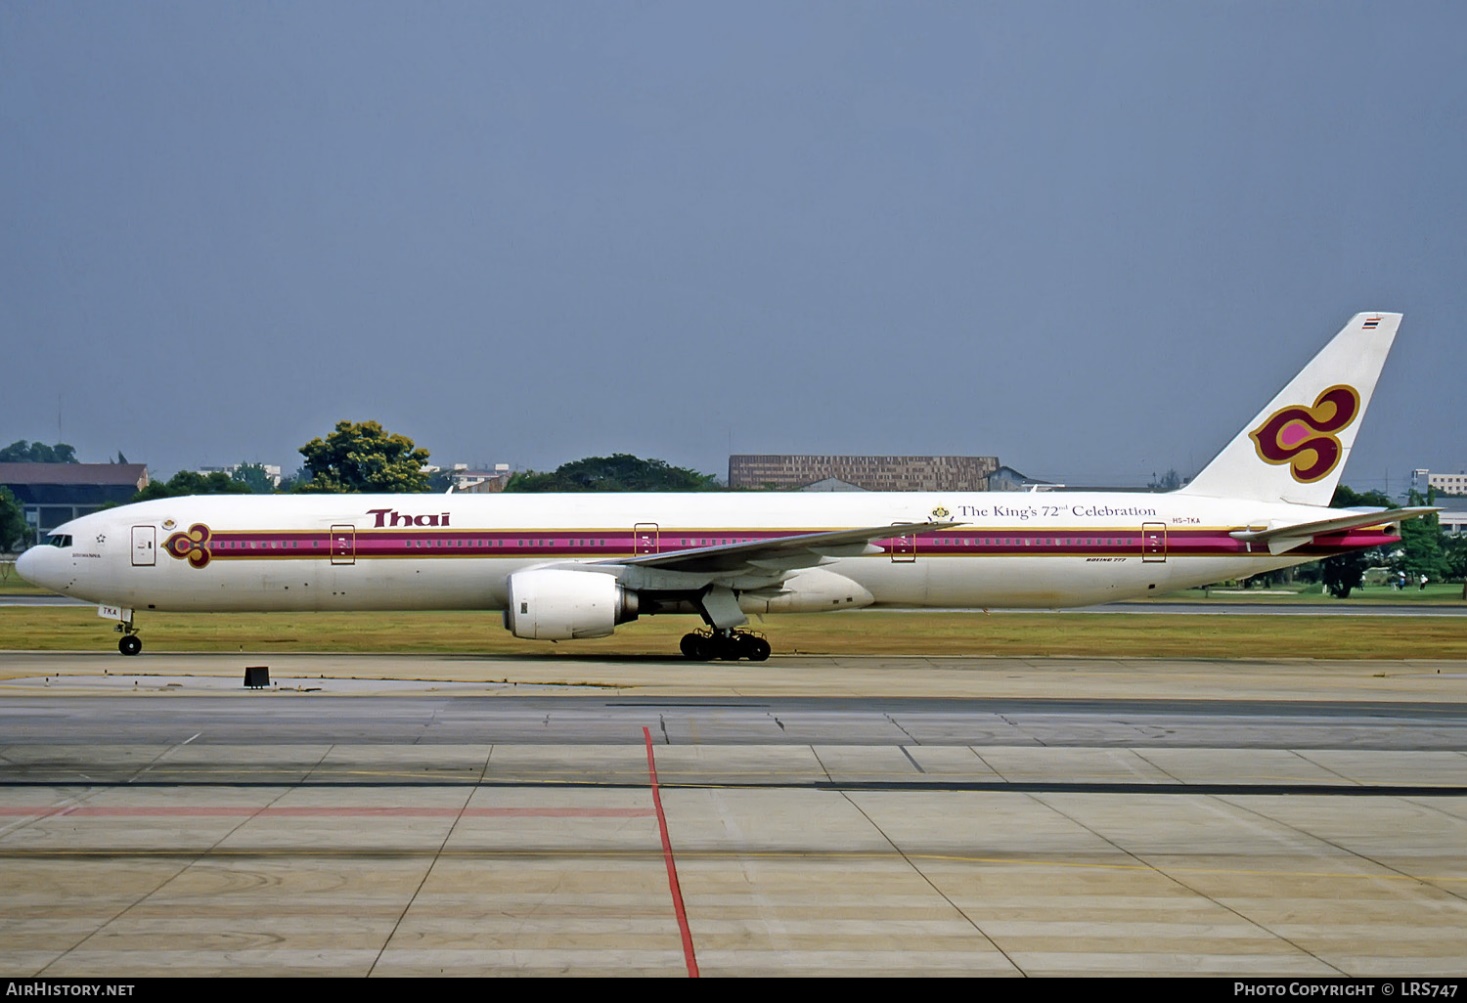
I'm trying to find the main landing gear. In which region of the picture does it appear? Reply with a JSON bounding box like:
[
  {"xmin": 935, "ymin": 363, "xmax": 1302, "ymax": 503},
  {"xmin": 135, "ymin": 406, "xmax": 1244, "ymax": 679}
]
[
  {"xmin": 679, "ymin": 629, "xmax": 771, "ymax": 662},
  {"xmin": 115, "ymin": 619, "xmax": 142, "ymax": 656}
]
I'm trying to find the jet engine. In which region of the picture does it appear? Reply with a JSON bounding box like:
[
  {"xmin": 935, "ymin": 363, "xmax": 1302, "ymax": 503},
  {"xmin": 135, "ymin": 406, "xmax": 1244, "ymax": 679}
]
[{"xmin": 504, "ymin": 569, "xmax": 639, "ymax": 640}]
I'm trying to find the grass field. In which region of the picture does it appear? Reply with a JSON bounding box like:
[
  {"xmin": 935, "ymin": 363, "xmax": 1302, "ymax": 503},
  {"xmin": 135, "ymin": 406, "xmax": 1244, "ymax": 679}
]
[
  {"xmin": 2, "ymin": 605, "xmax": 1465, "ymax": 659},
  {"xmin": 0, "ymin": 564, "xmax": 48, "ymax": 594},
  {"xmin": 1140, "ymin": 582, "xmax": 1467, "ymax": 604}
]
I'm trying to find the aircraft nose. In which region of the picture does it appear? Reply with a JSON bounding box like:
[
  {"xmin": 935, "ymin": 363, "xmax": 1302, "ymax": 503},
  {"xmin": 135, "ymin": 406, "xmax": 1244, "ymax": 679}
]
[
  {"xmin": 15, "ymin": 545, "xmax": 41, "ymax": 584},
  {"xmin": 14, "ymin": 544, "xmax": 59, "ymax": 591}
]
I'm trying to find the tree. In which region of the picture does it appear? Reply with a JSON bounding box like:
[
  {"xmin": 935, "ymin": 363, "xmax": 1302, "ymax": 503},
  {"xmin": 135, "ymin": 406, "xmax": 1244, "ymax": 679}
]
[
  {"xmin": 275, "ymin": 466, "xmax": 310, "ymax": 494},
  {"xmin": 1149, "ymin": 469, "xmax": 1185, "ymax": 492},
  {"xmin": 1314, "ymin": 485, "xmax": 1398, "ymax": 598},
  {"xmin": 0, "ymin": 487, "xmax": 28, "ymax": 553},
  {"xmin": 230, "ymin": 463, "xmax": 277, "ymax": 494},
  {"xmin": 504, "ymin": 454, "xmax": 718, "ymax": 493},
  {"xmin": 1320, "ymin": 557, "xmax": 1366, "ymax": 599},
  {"xmin": 131, "ymin": 471, "xmax": 253, "ymax": 503},
  {"xmin": 1399, "ymin": 488, "xmax": 1447, "ymax": 583},
  {"xmin": 1443, "ymin": 534, "xmax": 1467, "ymax": 584},
  {"xmin": 0, "ymin": 440, "xmax": 78, "ymax": 463},
  {"xmin": 297, "ymin": 420, "xmax": 431, "ymax": 494}
]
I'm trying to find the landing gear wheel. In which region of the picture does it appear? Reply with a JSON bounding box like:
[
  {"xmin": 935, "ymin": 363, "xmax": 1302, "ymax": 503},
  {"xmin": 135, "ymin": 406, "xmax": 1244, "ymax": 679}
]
[
  {"xmin": 119, "ymin": 634, "xmax": 142, "ymax": 657},
  {"xmin": 680, "ymin": 629, "xmax": 770, "ymax": 662}
]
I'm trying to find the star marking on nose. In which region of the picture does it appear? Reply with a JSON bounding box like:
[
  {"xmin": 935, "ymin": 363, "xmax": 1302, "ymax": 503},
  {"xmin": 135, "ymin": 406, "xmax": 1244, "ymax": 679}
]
[{"xmin": 96, "ymin": 534, "xmax": 106, "ymax": 544}]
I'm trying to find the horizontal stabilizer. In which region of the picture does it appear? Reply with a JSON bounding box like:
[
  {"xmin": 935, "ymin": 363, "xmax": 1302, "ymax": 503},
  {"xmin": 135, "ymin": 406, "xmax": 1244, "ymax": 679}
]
[{"xmin": 1229, "ymin": 507, "xmax": 1437, "ymax": 555}]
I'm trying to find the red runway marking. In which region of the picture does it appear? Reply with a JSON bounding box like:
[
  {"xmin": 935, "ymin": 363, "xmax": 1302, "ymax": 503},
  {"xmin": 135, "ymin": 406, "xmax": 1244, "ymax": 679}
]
[
  {"xmin": 644, "ymin": 725, "xmax": 699, "ymax": 978},
  {"xmin": 0, "ymin": 806, "xmax": 654, "ymax": 818}
]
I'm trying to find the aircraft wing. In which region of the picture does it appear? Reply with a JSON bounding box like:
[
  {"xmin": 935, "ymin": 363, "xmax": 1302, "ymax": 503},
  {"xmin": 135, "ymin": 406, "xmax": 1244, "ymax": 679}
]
[
  {"xmin": 1229, "ymin": 507, "xmax": 1438, "ymax": 555},
  {"xmin": 593, "ymin": 520, "xmax": 964, "ymax": 575}
]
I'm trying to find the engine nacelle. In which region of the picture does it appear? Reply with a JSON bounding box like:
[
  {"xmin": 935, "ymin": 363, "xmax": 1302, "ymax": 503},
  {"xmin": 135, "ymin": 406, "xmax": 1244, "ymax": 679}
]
[{"xmin": 504, "ymin": 569, "xmax": 639, "ymax": 640}]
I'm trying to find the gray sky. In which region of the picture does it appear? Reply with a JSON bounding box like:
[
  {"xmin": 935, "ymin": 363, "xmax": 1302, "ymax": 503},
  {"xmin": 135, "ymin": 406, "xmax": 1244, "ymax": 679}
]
[{"xmin": 3, "ymin": 1, "xmax": 1464, "ymax": 493}]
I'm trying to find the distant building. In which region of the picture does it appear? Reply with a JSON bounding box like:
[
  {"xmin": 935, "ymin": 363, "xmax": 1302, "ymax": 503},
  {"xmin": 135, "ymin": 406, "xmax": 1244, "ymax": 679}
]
[
  {"xmin": 728, "ymin": 455, "xmax": 997, "ymax": 492},
  {"xmin": 987, "ymin": 465, "xmax": 1053, "ymax": 492},
  {"xmin": 798, "ymin": 477, "xmax": 866, "ymax": 492},
  {"xmin": 0, "ymin": 463, "xmax": 149, "ymax": 548},
  {"xmin": 446, "ymin": 463, "xmax": 512, "ymax": 494},
  {"xmin": 1440, "ymin": 511, "xmax": 1467, "ymax": 537},
  {"xmin": 1414, "ymin": 469, "xmax": 1467, "ymax": 497},
  {"xmin": 197, "ymin": 464, "xmax": 283, "ymax": 488}
]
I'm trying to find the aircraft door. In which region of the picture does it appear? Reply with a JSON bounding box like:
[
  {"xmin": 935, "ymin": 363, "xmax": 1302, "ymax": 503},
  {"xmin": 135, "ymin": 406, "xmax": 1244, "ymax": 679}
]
[
  {"xmin": 330, "ymin": 525, "xmax": 356, "ymax": 566},
  {"xmin": 634, "ymin": 523, "xmax": 659, "ymax": 555},
  {"xmin": 1142, "ymin": 522, "xmax": 1167, "ymax": 563},
  {"xmin": 888, "ymin": 524, "xmax": 917, "ymax": 563},
  {"xmin": 131, "ymin": 526, "xmax": 156, "ymax": 567}
]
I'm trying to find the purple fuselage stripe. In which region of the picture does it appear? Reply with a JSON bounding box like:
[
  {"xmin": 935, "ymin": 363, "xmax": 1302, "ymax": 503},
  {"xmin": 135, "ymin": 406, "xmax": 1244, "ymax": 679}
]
[{"xmin": 166, "ymin": 527, "xmax": 1402, "ymax": 563}]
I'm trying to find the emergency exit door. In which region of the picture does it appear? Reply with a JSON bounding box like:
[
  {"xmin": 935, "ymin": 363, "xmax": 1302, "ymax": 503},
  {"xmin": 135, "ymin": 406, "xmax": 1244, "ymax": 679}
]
[
  {"xmin": 330, "ymin": 525, "xmax": 356, "ymax": 565},
  {"xmin": 1142, "ymin": 522, "xmax": 1167, "ymax": 563},
  {"xmin": 634, "ymin": 523, "xmax": 659, "ymax": 555},
  {"xmin": 131, "ymin": 526, "xmax": 155, "ymax": 567},
  {"xmin": 888, "ymin": 524, "xmax": 917, "ymax": 563}
]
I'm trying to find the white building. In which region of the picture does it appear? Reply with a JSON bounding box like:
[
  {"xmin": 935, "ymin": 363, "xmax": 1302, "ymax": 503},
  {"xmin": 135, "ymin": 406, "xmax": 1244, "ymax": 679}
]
[
  {"xmin": 1411, "ymin": 468, "xmax": 1467, "ymax": 497},
  {"xmin": 443, "ymin": 463, "xmax": 512, "ymax": 493}
]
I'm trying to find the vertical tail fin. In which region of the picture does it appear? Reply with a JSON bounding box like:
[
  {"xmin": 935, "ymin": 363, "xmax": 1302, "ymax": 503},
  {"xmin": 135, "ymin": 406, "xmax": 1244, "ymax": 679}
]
[{"xmin": 1179, "ymin": 312, "xmax": 1401, "ymax": 506}]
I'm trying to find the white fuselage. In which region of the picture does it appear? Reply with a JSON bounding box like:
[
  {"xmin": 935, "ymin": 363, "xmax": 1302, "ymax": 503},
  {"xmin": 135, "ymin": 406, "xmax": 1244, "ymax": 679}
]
[{"xmin": 18, "ymin": 490, "xmax": 1393, "ymax": 616}]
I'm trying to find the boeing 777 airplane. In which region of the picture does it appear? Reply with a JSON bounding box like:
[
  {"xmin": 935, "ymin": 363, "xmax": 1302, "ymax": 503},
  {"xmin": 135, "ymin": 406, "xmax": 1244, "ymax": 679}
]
[{"xmin": 17, "ymin": 312, "xmax": 1434, "ymax": 659}]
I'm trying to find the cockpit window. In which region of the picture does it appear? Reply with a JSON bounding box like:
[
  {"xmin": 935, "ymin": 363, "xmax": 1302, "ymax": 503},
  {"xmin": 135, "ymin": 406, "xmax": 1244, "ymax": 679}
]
[{"xmin": 49, "ymin": 535, "xmax": 72, "ymax": 548}]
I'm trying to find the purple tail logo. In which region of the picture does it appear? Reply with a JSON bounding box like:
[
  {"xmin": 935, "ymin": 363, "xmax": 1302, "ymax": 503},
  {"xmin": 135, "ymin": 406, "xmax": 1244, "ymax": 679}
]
[{"xmin": 1249, "ymin": 385, "xmax": 1360, "ymax": 483}]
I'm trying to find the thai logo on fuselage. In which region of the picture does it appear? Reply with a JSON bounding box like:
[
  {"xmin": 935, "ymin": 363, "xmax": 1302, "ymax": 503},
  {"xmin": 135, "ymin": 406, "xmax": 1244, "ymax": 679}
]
[
  {"xmin": 164, "ymin": 524, "xmax": 212, "ymax": 567},
  {"xmin": 1249, "ymin": 384, "xmax": 1360, "ymax": 483},
  {"xmin": 366, "ymin": 508, "xmax": 450, "ymax": 528}
]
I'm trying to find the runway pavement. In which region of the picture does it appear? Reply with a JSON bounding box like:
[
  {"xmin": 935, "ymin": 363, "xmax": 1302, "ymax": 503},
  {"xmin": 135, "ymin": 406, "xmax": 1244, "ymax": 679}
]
[{"xmin": 1, "ymin": 651, "xmax": 1464, "ymax": 977}]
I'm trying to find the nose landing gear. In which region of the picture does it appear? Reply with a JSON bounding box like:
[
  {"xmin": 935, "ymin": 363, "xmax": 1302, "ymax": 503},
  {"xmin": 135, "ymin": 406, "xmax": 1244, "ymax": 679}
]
[
  {"xmin": 679, "ymin": 629, "xmax": 771, "ymax": 662},
  {"xmin": 115, "ymin": 619, "xmax": 142, "ymax": 656}
]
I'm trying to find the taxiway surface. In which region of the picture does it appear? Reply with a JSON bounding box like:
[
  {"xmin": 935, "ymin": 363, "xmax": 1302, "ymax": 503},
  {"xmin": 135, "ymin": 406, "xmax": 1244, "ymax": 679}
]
[{"xmin": 1, "ymin": 652, "xmax": 1464, "ymax": 977}]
